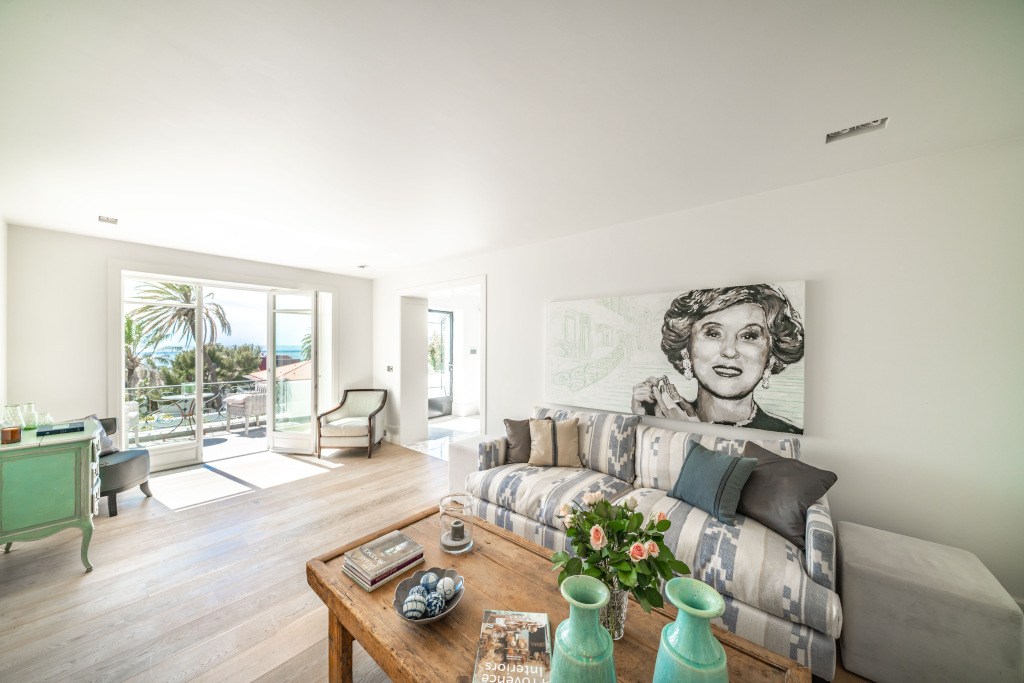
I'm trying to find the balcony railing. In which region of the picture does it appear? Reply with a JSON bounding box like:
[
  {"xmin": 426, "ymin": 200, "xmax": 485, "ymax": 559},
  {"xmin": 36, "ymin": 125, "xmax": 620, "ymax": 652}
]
[{"xmin": 124, "ymin": 380, "xmax": 266, "ymax": 444}]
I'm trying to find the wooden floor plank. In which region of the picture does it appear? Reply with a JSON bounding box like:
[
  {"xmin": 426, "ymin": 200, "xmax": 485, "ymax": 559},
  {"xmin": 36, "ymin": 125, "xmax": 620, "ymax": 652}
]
[{"xmin": 0, "ymin": 443, "xmax": 444, "ymax": 683}]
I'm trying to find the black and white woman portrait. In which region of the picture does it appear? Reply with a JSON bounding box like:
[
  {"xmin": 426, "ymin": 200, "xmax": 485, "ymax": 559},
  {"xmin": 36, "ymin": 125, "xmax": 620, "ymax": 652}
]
[{"xmin": 545, "ymin": 281, "xmax": 805, "ymax": 434}]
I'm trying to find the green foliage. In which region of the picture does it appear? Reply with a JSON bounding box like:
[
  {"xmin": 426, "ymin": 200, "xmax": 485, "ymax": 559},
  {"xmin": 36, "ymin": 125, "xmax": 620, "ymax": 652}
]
[
  {"xmin": 156, "ymin": 343, "xmax": 262, "ymax": 386},
  {"xmin": 124, "ymin": 314, "xmax": 165, "ymax": 388},
  {"xmin": 301, "ymin": 333, "xmax": 312, "ymax": 361},
  {"xmin": 427, "ymin": 331, "xmax": 444, "ymax": 373},
  {"xmin": 550, "ymin": 496, "xmax": 690, "ymax": 613},
  {"xmin": 132, "ymin": 282, "xmax": 232, "ymax": 382}
]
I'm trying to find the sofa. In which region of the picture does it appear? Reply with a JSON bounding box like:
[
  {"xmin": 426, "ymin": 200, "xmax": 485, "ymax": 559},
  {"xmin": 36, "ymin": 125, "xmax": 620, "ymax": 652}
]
[{"xmin": 450, "ymin": 406, "xmax": 843, "ymax": 680}]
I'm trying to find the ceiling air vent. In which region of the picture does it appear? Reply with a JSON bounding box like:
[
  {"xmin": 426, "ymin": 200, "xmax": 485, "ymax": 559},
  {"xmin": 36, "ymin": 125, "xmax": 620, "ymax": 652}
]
[
  {"xmin": 825, "ymin": 117, "xmax": 888, "ymax": 144},
  {"xmin": 98, "ymin": 215, "xmax": 118, "ymax": 224}
]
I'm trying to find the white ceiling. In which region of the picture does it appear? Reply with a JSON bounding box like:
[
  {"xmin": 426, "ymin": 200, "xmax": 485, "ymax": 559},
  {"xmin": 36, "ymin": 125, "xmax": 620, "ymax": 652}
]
[{"xmin": 1, "ymin": 1, "xmax": 1022, "ymax": 277}]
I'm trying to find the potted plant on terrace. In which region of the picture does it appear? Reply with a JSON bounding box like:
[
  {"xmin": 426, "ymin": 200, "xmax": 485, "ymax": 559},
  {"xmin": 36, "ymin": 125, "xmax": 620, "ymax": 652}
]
[{"xmin": 551, "ymin": 493, "xmax": 690, "ymax": 639}]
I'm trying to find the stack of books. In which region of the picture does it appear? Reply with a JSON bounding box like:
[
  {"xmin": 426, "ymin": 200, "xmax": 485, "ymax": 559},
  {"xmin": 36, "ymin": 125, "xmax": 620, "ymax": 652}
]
[{"xmin": 341, "ymin": 530, "xmax": 424, "ymax": 592}]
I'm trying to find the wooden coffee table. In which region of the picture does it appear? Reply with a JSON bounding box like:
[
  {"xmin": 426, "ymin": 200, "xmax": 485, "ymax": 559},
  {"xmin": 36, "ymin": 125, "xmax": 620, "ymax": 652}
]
[{"xmin": 307, "ymin": 507, "xmax": 810, "ymax": 683}]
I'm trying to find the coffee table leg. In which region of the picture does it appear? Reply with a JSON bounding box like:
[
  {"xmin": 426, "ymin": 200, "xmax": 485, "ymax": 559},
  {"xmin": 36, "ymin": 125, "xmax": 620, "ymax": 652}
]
[{"xmin": 329, "ymin": 611, "xmax": 353, "ymax": 683}]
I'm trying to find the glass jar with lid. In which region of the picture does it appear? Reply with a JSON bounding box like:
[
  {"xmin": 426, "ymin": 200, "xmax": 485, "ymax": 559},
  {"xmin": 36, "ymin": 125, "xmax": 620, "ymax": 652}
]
[{"xmin": 439, "ymin": 493, "xmax": 475, "ymax": 554}]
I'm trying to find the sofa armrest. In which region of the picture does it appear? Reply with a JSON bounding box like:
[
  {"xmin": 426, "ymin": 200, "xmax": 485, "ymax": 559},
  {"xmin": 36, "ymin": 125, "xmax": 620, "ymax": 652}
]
[
  {"xmin": 447, "ymin": 434, "xmax": 506, "ymax": 494},
  {"xmin": 806, "ymin": 495, "xmax": 837, "ymax": 590},
  {"xmin": 478, "ymin": 436, "xmax": 507, "ymax": 471}
]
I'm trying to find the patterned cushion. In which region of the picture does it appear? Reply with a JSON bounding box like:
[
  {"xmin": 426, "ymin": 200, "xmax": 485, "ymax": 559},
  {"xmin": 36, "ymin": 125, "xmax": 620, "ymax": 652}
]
[
  {"xmin": 532, "ymin": 407, "xmax": 640, "ymax": 482},
  {"xmin": 474, "ymin": 496, "xmax": 836, "ymax": 680},
  {"xmin": 627, "ymin": 487, "xmax": 842, "ymax": 638},
  {"xmin": 634, "ymin": 424, "xmax": 801, "ymax": 492},
  {"xmin": 321, "ymin": 417, "xmax": 369, "ymax": 437},
  {"xmin": 466, "ymin": 464, "xmax": 633, "ymax": 528}
]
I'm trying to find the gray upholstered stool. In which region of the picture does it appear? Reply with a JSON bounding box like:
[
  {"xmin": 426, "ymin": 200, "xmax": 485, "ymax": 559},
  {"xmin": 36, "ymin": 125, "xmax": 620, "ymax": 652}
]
[
  {"xmin": 98, "ymin": 417, "xmax": 152, "ymax": 517},
  {"xmin": 837, "ymin": 521, "xmax": 1023, "ymax": 683}
]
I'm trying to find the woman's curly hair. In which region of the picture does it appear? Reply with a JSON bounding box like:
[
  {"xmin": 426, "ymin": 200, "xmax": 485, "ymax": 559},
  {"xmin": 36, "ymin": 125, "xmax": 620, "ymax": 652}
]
[{"xmin": 661, "ymin": 284, "xmax": 804, "ymax": 377}]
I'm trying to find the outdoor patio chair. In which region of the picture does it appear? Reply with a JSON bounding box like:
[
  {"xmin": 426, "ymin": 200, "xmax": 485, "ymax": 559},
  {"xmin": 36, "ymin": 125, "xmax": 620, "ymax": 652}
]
[
  {"xmin": 317, "ymin": 389, "xmax": 387, "ymax": 458},
  {"xmin": 225, "ymin": 382, "xmax": 267, "ymax": 435},
  {"xmin": 122, "ymin": 400, "xmax": 141, "ymax": 448}
]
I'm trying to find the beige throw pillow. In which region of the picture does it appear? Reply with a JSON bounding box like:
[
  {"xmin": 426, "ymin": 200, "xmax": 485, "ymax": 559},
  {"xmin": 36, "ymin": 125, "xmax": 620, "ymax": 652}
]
[{"xmin": 528, "ymin": 418, "xmax": 581, "ymax": 468}]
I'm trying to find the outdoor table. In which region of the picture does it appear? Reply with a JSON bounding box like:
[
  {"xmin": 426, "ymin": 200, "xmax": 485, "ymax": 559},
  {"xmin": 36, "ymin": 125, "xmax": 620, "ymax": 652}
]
[{"xmin": 159, "ymin": 393, "xmax": 214, "ymax": 440}]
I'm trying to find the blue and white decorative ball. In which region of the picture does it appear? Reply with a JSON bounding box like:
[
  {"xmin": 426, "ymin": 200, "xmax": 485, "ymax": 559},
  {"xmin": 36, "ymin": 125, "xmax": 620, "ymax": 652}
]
[
  {"xmin": 403, "ymin": 594, "xmax": 427, "ymax": 619},
  {"xmin": 437, "ymin": 576, "xmax": 457, "ymax": 600},
  {"xmin": 425, "ymin": 592, "xmax": 445, "ymax": 617},
  {"xmin": 408, "ymin": 585, "xmax": 428, "ymax": 599},
  {"xmin": 419, "ymin": 572, "xmax": 439, "ymax": 593}
]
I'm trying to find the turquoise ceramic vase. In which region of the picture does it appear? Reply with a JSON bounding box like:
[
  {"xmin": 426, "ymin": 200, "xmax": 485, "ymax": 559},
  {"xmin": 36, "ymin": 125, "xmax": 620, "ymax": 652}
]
[
  {"xmin": 653, "ymin": 577, "xmax": 728, "ymax": 682},
  {"xmin": 551, "ymin": 575, "xmax": 616, "ymax": 683}
]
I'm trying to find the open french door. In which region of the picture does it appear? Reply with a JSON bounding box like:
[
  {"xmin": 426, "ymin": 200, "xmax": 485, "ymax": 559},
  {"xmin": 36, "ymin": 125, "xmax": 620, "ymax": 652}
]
[{"xmin": 267, "ymin": 290, "xmax": 318, "ymax": 454}]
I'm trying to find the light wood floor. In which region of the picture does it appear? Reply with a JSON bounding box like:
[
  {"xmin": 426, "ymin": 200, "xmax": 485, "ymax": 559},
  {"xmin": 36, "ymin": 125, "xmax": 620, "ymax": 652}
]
[
  {"xmin": 0, "ymin": 443, "xmax": 447, "ymax": 683},
  {"xmin": 0, "ymin": 442, "xmax": 871, "ymax": 683}
]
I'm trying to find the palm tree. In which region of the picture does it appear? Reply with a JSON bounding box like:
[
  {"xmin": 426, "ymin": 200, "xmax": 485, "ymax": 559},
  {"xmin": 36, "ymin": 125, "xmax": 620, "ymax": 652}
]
[
  {"xmin": 301, "ymin": 333, "xmax": 312, "ymax": 361},
  {"xmin": 132, "ymin": 282, "xmax": 232, "ymax": 383},
  {"xmin": 124, "ymin": 315, "xmax": 164, "ymax": 388}
]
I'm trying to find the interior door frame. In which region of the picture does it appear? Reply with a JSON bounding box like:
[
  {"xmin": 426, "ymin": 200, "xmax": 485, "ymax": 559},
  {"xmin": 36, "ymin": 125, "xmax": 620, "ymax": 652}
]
[{"xmin": 267, "ymin": 289, "xmax": 318, "ymax": 455}]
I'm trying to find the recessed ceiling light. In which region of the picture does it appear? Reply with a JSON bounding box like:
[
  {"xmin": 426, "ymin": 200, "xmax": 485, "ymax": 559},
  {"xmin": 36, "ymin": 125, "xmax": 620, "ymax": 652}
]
[
  {"xmin": 825, "ymin": 117, "xmax": 888, "ymax": 144},
  {"xmin": 98, "ymin": 215, "xmax": 118, "ymax": 224}
]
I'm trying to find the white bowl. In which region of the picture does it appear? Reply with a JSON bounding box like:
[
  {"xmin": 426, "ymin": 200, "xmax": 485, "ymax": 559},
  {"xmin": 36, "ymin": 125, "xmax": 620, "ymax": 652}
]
[{"xmin": 392, "ymin": 567, "xmax": 465, "ymax": 624}]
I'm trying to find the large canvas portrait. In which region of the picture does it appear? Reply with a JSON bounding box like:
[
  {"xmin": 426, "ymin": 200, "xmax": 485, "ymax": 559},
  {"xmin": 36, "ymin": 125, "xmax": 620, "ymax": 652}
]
[{"xmin": 545, "ymin": 282, "xmax": 805, "ymax": 434}]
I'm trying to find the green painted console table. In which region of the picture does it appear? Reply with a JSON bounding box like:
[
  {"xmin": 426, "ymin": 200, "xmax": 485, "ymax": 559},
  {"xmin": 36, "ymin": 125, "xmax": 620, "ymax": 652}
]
[{"xmin": 0, "ymin": 419, "xmax": 102, "ymax": 572}]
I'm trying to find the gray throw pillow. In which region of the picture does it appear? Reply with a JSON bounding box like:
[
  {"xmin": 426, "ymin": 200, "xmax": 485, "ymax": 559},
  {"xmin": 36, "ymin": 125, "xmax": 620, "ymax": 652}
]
[
  {"xmin": 738, "ymin": 441, "xmax": 837, "ymax": 548},
  {"xmin": 503, "ymin": 418, "xmax": 533, "ymax": 464},
  {"xmin": 669, "ymin": 440, "xmax": 756, "ymax": 525}
]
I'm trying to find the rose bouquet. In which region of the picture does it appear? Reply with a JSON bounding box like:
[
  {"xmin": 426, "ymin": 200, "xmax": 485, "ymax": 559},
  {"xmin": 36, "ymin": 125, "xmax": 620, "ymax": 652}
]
[{"xmin": 550, "ymin": 492, "xmax": 690, "ymax": 614}]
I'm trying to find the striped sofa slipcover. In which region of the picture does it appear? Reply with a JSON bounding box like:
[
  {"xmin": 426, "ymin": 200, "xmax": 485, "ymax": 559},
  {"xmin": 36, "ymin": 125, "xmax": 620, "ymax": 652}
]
[{"xmin": 460, "ymin": 407, "xmax": 842, "ymax": 680}]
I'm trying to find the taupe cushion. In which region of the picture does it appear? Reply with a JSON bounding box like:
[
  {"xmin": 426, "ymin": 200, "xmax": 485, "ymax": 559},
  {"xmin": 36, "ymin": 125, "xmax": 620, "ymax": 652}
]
[
  {"xmin": 528, "ymin": 418, "xmax": 581, "ymax": 468},
  {"xmin": 322, "ymin": 417, "xmax": 369, "ymax": 437}
]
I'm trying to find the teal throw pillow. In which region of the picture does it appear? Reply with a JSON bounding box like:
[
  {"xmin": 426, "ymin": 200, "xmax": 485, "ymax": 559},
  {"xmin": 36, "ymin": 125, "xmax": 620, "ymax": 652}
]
[{"xmin": 669, "ymin": 440, "xmax": 756, "ymax": 525}]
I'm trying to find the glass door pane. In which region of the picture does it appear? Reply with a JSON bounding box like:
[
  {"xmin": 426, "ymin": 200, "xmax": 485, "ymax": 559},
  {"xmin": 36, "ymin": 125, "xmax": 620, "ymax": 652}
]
[
  {"xmin": 268, "ymin": 291, "xmax": 315, "ymax": 454},
  {"xmin": 427, "ymin": 309, "xmax": 453, "ymax": 418},
  {"xmin": 122, "ymin": 282, "xmax": 200, "ymax": 455}
]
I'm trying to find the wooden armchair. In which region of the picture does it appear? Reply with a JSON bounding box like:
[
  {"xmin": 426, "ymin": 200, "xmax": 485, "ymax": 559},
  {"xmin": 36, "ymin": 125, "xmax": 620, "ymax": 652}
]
[{"xmin": 317, "ymin": 389, "xmax": 387, "ymax": 458}]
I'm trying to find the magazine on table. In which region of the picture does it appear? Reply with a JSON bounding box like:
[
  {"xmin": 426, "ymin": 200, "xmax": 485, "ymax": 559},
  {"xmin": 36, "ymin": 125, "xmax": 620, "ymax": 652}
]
[
  {"xmin": 342, "ymin": 555, "xmax": 424, "ymax": 592},
  {"xmin": 342, "ymin": 529, "xmax": 423, "ymax": 579},
  {"xmin": 472, "ymin": 610, "xmax": 551, "ymax": 683}
]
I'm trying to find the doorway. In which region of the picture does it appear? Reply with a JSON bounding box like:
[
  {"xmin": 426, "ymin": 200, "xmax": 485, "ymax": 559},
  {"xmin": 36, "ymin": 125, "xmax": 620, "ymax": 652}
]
[
  {"xmin": 120, "ymin": 273, "xmax": 333, "ymax": 469},
  {"xmin": 400, "ymin": 278, "xmax": 484, "ymax": 460},
  {"xmin": 427, "ymin": 309, "xmax": 454, "ymax": 419}
]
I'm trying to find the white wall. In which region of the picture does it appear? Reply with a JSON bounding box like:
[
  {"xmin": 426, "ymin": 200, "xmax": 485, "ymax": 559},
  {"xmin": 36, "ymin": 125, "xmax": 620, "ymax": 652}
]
[
  {"xmin": 398, "ymin": 297, "xmax": 428, "ymax": 444},
  {"xmin": 0, "ymin": 215, "xmax": 7, "ymax": 407},
  {"xmin": 373, "ymin": 137, "xmax": 1024, "ymax": 599},
  {"xmin": 6, "ymin": 226, "xmax": 373, "ymax": 424}
]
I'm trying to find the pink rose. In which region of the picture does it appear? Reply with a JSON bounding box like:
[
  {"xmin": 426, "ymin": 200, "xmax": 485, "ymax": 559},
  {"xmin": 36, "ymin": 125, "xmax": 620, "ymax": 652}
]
[
  {"xmin": 629, "ymin": 542, "xmax": 649, "ymax": 562},
  {"xmin": 653, "ymin": 510, "xmax": 667, "ymax": 524},
  {"xmin": 590, "ymin": 525, "xmax": 607, "ymax": 551},
  {"xmin": 564, "ymin": 513, "xmax": 575, "ymax": 528},
  {"xmin": 560, "ymin": 504, "xmax": 572, "ymax": 518},
  {"xmin": 646, "ymin": 540, "xmax": 660, "ymax": 558}
]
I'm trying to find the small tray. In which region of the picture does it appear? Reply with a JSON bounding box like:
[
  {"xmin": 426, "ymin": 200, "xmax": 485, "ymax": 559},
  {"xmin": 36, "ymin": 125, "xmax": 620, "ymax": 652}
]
[{"xmin": 392, "ymin": 567, "xmax": 465, "ymax": 624}]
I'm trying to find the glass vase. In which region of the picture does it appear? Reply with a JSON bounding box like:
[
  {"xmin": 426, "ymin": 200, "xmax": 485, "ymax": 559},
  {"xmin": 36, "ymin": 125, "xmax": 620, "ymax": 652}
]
[
  {"xmin": 439, "ymin": 493, "xmax": 474, "ymax": 554},
  {"xmin": 653, "ymin": 577, "xmax": 728, "ymax": 683},
  {"xmin": 599, "ymin": 585, "xmax": 629, "ymax": 640},
  {"xmin": 3, "ymin": 405, "xmax": 25, "ymax": 428},
  {"xmin": 551, "ymin": 575, "xmax": 616, "ymax": 683},
  {"xmin": 19, "ymin": 403, "xmax": 39, "ymax": 430}
]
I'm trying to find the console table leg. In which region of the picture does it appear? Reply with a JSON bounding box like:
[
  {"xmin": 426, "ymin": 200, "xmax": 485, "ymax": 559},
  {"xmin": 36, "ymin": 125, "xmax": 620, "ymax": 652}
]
[
  {"xmin": 80, "ymin": 522, "xmax": 94, "ymax": 572},
  {"xmin": 329, "ymin": 611, "xmax": 353, "ymax": 683}
]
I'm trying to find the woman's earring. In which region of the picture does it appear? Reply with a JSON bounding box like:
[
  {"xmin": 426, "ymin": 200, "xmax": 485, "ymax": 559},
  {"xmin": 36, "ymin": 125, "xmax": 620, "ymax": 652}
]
[
  {"xmin": 682, "ymin": 357, "xmax": 694, "ymax": 381},
  {"xmin": 761, "ymin": 368, "xmax": 771, "ymax": 390}
]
